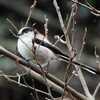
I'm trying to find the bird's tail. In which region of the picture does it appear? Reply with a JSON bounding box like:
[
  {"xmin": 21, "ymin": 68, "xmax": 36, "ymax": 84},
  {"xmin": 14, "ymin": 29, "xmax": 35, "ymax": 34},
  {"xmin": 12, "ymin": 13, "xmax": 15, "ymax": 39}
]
[{"xmin": 34, "ymin": 38, "xmax": 98, "ymax": 75}]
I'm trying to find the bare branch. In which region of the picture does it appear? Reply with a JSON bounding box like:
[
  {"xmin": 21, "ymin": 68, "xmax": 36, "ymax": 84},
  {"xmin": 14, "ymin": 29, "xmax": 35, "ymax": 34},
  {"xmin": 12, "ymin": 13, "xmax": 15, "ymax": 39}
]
[
  {"xmin": 44, "ymin": 15, "xmax": 48, "ymax": 38},
  {"xmin": 94, "ymin": 47, "xmax": 100, "ymax": 72},
  {"xmin": 2, "ymin": 74, "xmax": 52, "ymax": 99},
  {"xmin": 0, "ymin": 45, "xmax": 86, "ymax": 100},
  {"xmin": 25, "ymin": 0, "xmax": 37, "ymax": 26},
  {"xmin": 16, "ymin": 73, "xmax": 21, "ymax": 84},
  {"xmin": 72, "ymin": 0, "xmax": 100, "ymax": 16},
  {"xmin": 6, "ymin": 18, "xmax": 18, "ymax": 32},
  {"xmin": 93, "ymin": 82, "xmax": 100, "ymax": 97},
  {"xmin": 53, "ymin": 0, "xmax": 95, "ymax": 99},
  {"xmin": 78, "ymin": 27, "xmax": 87, "ymax": 59},
  {"xmin": 53, "ymin": 0, "xmax": 72, "ymax": 53}
]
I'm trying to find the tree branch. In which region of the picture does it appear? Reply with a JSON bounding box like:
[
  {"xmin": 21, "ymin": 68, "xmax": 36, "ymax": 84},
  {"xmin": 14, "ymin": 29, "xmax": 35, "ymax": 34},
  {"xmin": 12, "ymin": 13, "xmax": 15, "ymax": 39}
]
[{"xmin": 0, "ymin": 45, "xmax": 86, "ymax": 100}]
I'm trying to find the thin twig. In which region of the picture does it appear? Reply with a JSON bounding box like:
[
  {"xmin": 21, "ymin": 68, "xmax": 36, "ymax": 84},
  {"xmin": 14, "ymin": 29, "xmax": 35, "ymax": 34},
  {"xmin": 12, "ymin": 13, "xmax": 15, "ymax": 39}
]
[
  {"xmin": 16, "ymin": 73, "xmax": 21, "ymax": 84},
  {"xmin": 0, "ymin": 71, "xmax": 28, "ymax": 78},
  {"xmin": 25, "ymin": 0, "xmax": 37, "ymax": 26},
  {"xmin": 78, "ymin": 27, "xmax": 87, "ymax": 59},
  {"xmin": 6, "ymin": 18, "xmax": 19, "ymax": 32},
  {"xmin": 93, "ymin": 82, "xmax": 100, "ymax": 97},
  {"xmin": 2, "ymin": 74, "xmax": 52, "ymax": 99},
  {"xmin": 54, "ymin": 35, "xmax": 66, "ymax": 45},
  {"xmin": 94, "ymin": 46, "xmax": 100, "ymax": 72},
  {"xmin": 71, "ymin": 1, "xmax": 94, "ymax": 99},
  {"xmin": 53, "ymin": 0, "xmax": 94, "ymax": 99},
  {"xmin": 44, "ymin": 15, "xmax": 48, "ymax": 38},
  {"xmin": 75, "ymin": 64, "xmax": 95, "ymax": 100},
  {"xmin": 0, "ymin": 45, "xmax": 86, "ymax": 100},
  {"xmin": 21, "ymin": 73, "xmax": 40, "ymax": 100},
  {"xmin": 33, "ymin": 33, "xmax": 54, "ymax": 100},
  {"xmin": 73, "ymin": 2, "xmax": 94, "ymax": 99},
  {"xmin": 62, "ymin": 56, "xmax": 75, "ymax": 100},
  {"xmin": 53, "ymin": 0, "xmax": 72, "ymax": 53},
  {"xmin": 9, "ymin": 28, "xmax": 18, "ymax": 38},
  {"xmin": 72, "ymin": 0, "xmax": 100, "ymax": 16}
]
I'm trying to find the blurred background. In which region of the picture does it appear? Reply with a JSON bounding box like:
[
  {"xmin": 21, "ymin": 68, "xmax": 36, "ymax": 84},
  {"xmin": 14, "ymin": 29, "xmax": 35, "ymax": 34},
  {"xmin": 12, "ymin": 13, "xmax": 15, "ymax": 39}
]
[{"xmin": 0, "ymin": 0, "xmax": 100, "ymax": 99}]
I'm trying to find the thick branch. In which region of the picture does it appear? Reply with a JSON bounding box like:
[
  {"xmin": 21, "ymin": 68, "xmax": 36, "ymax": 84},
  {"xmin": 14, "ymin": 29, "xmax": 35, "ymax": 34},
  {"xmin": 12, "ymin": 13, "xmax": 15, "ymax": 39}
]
[{"xmin": 0, "ymin": 45, "xmax": 86, "ymax": 100}]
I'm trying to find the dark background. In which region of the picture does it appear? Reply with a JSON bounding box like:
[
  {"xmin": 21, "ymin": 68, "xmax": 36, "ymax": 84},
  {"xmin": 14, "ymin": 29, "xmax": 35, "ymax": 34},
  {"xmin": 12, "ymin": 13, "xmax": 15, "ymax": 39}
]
[{"xmin": 0, "ymin": 0, "xmax": 100, "ymax": 99}]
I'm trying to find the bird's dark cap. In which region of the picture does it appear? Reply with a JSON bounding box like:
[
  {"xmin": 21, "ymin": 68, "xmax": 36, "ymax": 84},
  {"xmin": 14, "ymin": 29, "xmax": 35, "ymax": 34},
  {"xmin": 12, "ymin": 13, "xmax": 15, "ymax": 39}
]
[{"xmin": 18, "ymin": 27, "xmax": 33, "ymax": 36}]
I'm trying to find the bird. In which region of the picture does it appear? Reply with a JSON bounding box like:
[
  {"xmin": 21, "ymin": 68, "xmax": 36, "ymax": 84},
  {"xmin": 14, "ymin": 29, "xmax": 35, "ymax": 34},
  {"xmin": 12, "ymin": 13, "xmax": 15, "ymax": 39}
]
[
  {"xmin": 17, "ymin": 27, "xmax": 57, "ymax": 67},
  {"xmin": 17, "ymin": 27, "xmax": 98, "ymax": 75}
]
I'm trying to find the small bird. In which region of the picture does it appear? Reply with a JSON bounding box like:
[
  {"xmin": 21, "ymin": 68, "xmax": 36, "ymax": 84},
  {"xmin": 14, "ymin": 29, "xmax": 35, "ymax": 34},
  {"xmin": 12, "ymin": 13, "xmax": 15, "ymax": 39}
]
[
  {"xmin": 17, "ymin": 27, "xmax": 56, "ymax": 67},
  {"xmin": 17, "ymin": 27, "xmax": 98, "ymax": 74}
]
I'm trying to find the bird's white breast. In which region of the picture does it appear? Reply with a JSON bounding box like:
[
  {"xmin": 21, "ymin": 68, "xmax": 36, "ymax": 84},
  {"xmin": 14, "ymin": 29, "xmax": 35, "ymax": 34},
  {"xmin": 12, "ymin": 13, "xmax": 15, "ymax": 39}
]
[
  {"xmin": 17, "ymin": 31, "xmax": 56, "ymax": 65},
  {"xmin": 17, "ymin": 31, "xmax": 34, "ymax": 60}
]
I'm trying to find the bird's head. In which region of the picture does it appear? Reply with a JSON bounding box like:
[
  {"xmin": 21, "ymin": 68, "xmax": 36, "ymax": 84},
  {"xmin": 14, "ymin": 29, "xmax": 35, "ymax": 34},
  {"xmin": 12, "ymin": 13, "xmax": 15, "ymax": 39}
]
[{"xmin": 18, "ymin": 27, "xmax": 33, "ymax": 36}]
